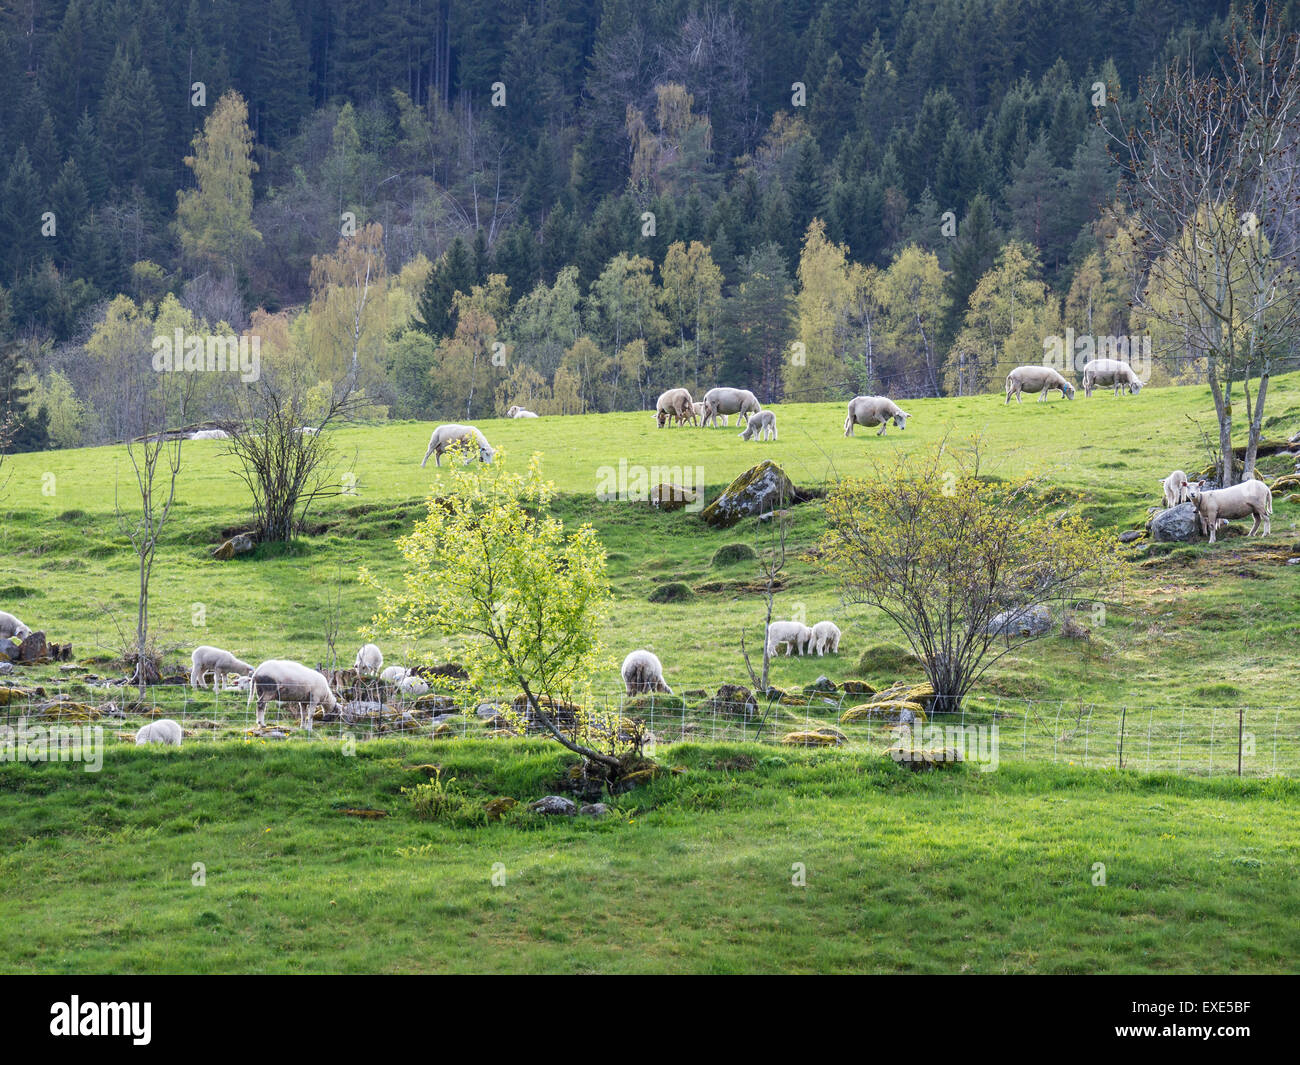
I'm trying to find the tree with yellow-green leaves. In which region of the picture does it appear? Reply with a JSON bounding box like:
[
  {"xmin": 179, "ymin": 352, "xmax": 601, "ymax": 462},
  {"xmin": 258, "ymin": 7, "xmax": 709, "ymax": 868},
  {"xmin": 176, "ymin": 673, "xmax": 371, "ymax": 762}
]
[
  {"xmin": 821, "ymin": 440, "xmax": 1126, "ymax": 714},
  {"xmin": 786, "ymin": 219, "xmax": 864, "ymax": 402},
  {"xmin": 431, "ymin": 274, "xmax": 510, "ymax": 420},
  {"xmin": 176, "ymin": 91, "xmax": 260, "ymax": 277},
  {"xmin": 944, "ymin": 242, "xmax": 1059, "ymax": 396},
  {"xmin": 878, "ymin": 245, "xmax": 948, "ymax": 395},
  {"xmin": 305, "ymin": 222, "xmax": 389, "ymax": 385},
  {"xmin": 659, "ymin": 240, "xmax": 723, "ymax": 390},
  {"xmin": 362, "ymin": 453, "xmax": 627, "ymax": 769}
]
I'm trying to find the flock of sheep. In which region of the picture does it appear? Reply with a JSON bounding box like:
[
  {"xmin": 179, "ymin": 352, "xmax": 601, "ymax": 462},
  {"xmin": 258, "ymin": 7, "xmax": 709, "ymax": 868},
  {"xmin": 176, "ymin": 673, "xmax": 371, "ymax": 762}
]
[{"xmin": 1159, "ymin": 469, "xmax": 1273, "ymax": 543}]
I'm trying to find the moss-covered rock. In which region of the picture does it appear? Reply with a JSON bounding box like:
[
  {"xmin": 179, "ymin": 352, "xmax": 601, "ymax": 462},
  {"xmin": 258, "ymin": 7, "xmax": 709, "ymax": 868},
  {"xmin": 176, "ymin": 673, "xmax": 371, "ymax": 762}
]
[
  {"xmin": 701, "ymin": 461, "xmax": 810, "ymax": 528},
  {"xmin": 711, "ymin": 542, "xmax": 758, "ymax": 566},
  {"xmin": 840, "ymin": 698, "xmax": 926, "ymax": 723},
  {"xmin": 856, "ymin": 643, "xmax": 921, "ymax": 674},
  {"xmin": 782, "ymin": 727, "xmax": 847, "ymax": 747},
  {"xmin": 648, "ymin": 581, "xmax": 694, "ymax": 603}
]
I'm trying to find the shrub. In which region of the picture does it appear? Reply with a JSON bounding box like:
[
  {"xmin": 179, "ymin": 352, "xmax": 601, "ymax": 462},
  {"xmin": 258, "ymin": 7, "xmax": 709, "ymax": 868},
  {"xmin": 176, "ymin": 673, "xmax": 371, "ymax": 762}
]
[
  {"xmin": 648, "ymin": 581, "xmax": 694, "ymax": 603},
  {"xmin": 711, "ymin": 542, "xmax": 757, "ymax": 567}
]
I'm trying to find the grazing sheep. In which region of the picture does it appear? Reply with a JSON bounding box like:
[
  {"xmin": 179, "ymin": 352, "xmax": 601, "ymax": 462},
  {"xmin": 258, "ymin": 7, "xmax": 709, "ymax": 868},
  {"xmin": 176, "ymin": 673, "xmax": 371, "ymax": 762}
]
[
  {"xmin": 1005, "ymin": 365, "xmax": 1075, "ymax": 403},
  {"xmin": 1082, "ymin": 358, "xmax": 1143, "ymax": 397},
  {"xmin": 189, "ymin": 429, "xmax": 230, "ymax": 440},
  {"xmin": 701, "ymin": 387, "xmax": 761, "ymax": 428},
  {"xmin": 354, "ymin": 643, "xmax": 383, "ymax": 675},
  {"xmin": 1188, "ymin": 481, "xmax": 1272, "ymax": 543},
  {"xmin": 190, "ymin": 645, "xmax": 254, "ymax": 689},
  {"xmin": 1160, "ymin": 470, "xmax": 1192, "ymax": 509},
  {"xmin": 0, "ymin": 611, "xmax": 31, "ymax": 640},
  {"xmin": 844, "ymin": 396, "xmax": 911, "ymax": 436},
  {"xmin": 136, "ymin": 719, "xmax": 183, "ymax": 746},
  {"xmin": 655, "ymin": 388, "xmax": 696, "ymax": 428},
  {"xmin": 247, "ymin": 659, "xmax": 339, "ymax": 731},
  {"xmin": 380, "ymin": 665, "xmax": 410, "ymax": 684},
  {"xmin": 810, "ymin": 621, "xmax": 841, "ymax": 656},
  {"xmin": 767, "ymin": 621, "xmax": 813, "ymax": 657},
  {"xmin": 420, "ymin": 424, "xmax": 496, "ymax": 467},
  {"xmin": 398, "ymin": 674, "xmax": 429, "ymax": 697},
  {"xmin": 292, "ymin": 426, "xmax": 319, "ymax": 435},
  {"xmin": 739, "ymin": 409, "xmax": 777, "ymax": 441},
  {"xmin": 621, "ymin": 649, "xmax": 672, "ymax": 695},
  {"xmin": 506, "ymin": 405, "xmax": 539, "ymax": 418}
]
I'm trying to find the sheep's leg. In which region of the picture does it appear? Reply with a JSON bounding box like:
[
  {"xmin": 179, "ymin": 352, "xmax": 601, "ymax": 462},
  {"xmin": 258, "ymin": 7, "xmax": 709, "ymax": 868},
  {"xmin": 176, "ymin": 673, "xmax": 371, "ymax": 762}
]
[
  {"xmin": 877, "ymin": 422, "xmax": 887, "ymax": 436},
  {"xmin": 1248, "ymin": 512, "xmax": 1262, "ymax": 536}
]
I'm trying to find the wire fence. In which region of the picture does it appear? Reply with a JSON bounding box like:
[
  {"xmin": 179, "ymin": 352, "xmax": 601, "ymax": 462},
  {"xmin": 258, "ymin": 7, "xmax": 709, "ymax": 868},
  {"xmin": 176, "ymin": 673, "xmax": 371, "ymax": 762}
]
[{"xmin": 2, "ymin": 678, "xmax": 1299, "ymax": 778}]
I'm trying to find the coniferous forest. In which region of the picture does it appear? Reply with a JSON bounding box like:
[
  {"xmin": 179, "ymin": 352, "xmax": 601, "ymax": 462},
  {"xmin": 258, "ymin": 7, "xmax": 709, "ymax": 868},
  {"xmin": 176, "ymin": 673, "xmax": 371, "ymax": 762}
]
[{"xmin": 1, "ymin": 0, "xmax": 1290, "ymax": 449}]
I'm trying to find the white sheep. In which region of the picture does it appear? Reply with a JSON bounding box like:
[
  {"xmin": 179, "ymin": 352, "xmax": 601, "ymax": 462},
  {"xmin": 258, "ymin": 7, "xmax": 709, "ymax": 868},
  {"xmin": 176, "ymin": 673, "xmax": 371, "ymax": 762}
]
[
  {"xmin": 621, "ymin": 649, "xmax": 672, "ymax": 695},
  {"xmin": 844, "ymin": 396, "xmax": 911, "ymax": 436},
  {"xmin": 810, "ymin": 621, "xmax": 841, "ymax": 656},
  {"xmin": 293, "ymin": 426, "xmax": 319, "ymax": 435},
  {"xmin": 420, "ymin": 424, "xmax": 496, "ymax": 467},
  {"xmin": 380, "ymin": 665, "xmax": 410, "ymax": 684},
  {"xmin": 398, "ymin": 674, "xmax": 429, "ymax": 697},
  {"xmin": 1188, "ymin": 481, "xmax": 1272, "ymax": 543},
  {"xmin": 701, "ymin": 387, "xmax": 760, "ymax": 428},
  {"xmin": 1160, "ymin": 470, "xmax": 1192, "ymax": 510},
  {"xmin": 354, "ymin": 643, "xmax": 383, "ymax": 675},
  {"xmin": 655, "ymin": 388, "xmax": 695, "ymax": 427},
  {"xmin": 767, "ymin": 621, "xmax": 813, "ymax": 657},
  {"xmin": 136, "ymin": 719, "xmax": 183, "ymax": 746},
  {"xmin": 0, "ymin": 611, "xmax": 31, "ymax": 640},
  {"xmin": 739, "ymin": 409, "xmax": 777, "ymax": 441},
  {"xmin": 189, "ymin": 429, "xmax": 230, "ymax": 440},
  {"xmin": 1081, "ymin": 358, "xmax": 1143, "ymax": 397},
  {"xmin": 505, "ymin": 405, "xmax": 539, "ymax": 418},
  {"xmin": 1005, "ymin": 365, "xmax": 1075, "ymax": 403},
  {"xmin": 247, "ymin": 659, "xmax": 340, "ymax": 731},
  {"xmin": 190, "ymin": 646, "xmax": 255, "ymax": 689}
]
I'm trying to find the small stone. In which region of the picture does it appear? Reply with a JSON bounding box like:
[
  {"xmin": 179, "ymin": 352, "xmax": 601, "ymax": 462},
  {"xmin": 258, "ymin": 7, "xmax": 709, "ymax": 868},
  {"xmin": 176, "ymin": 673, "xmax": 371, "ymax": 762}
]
[
  {"xmin": 1119, "ymin": 530, "xmax": 1142, "ymax": 543},
  {"xmin": 579, "ymin": 803, "xmax": 610, "ymax": 818},
  {"xmin": 528, "ymin": 795, "xmax": 577, "ymax": 816}
]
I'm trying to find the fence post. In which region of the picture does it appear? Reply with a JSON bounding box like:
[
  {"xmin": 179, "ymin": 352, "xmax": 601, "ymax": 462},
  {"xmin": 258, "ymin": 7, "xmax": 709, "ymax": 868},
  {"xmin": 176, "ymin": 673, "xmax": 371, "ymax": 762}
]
[
  {"xmin": 1117, "ymin": 704, "xmax": 1127, "ymax": 769},
  {"xmin": 1237, "ymin": 706, "xmax": 1244, "ymax": 778}
]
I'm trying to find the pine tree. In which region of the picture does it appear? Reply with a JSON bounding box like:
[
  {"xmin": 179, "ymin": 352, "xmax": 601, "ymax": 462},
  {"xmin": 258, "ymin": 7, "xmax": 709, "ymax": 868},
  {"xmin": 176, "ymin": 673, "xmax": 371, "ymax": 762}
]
[{"xmin": 416, "ymin": 238, "xmax": 475, "ymax": 339}]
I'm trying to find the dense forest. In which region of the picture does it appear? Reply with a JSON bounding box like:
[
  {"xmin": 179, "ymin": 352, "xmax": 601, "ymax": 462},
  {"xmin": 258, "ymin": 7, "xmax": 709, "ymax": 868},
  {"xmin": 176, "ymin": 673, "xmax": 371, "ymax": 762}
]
[{"xmin": 2, "ymin": 0, "xmax": 1292, "ymax": 450}]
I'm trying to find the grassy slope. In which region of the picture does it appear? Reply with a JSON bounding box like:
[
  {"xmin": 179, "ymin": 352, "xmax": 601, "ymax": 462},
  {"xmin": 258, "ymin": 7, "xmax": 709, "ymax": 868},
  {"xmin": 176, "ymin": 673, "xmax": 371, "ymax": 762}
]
[
  {"xmin": 2, "ymin": 377, "xmax": 1299, "ymax": 708},
  {"xmin": 1, "ymin": 741, "xmax": 1296, "ymax": 974}
]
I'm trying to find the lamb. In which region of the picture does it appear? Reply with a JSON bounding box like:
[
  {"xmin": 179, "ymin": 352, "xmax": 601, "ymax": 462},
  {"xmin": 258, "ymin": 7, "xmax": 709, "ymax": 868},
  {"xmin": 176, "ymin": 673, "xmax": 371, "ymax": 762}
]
[
  {"xmin": 247, "ymin": 659, "xmax": 340, "ymax": 731},
  {"xmin": 810, "ymin": 621, "xmax": 841, "ymax": 656},
  {"xmin": 1160, "ymin": 470, "xmax": 1192, "ymax": 510},
  {"xmin": 739, "ymin": 409, "xmax": 777, "ymax": 441},
  {"xmin": 1188, "ymin": 480, "xmax": 1272, "ymax": 544},
  {"xmin": 1005, "ymin": 365, "xmax": 1075, "ymax": 403},
  {"xmin": 188, "ymin": 429, "xmax": 230, "ymax": 440},
  {"xmin": 135, "ymin": 719, "xmax": 183, "ymax": 746},
  {"xmin": 621, "ymin": 649, "xmax": 672, "ymax": 695},
  {"xmin": 767, "ymin": 621, "xmax": 813, "ymax": 657},
  {"xmin": 844, "ymin": 396, "xmax": 911, "ymax": 436},
  {"xmin": 354, "ymin": 643, "xmax": 383, "ymax": 675},
  {"xmin": 655, "ymin": 388, "xmax": 696, "ymax": 428},
  {"xmin": 0, "ymin": 611, "xmax": 31, "ymax": 640},
  {"xmin": 505, "ymin": 405, "xmax": 539, "ymax": 418},
  {"xmin": 1081, "ymin": 358, "xmax": 1143, "ymax": 397},
  {"xmin": 700, "ymin": 387, "xmax": 761, "ymax": 428},
  {"xmin": 380, "ymin": 665, "xmax": 410, "ymax": 684},
  {"xmin": 190, "ymin": 645, "xmax": 254, "ymax": 689},
  {"xmin": 420, "ymin": 424, "xmax": 496, "ymax": 467},
  {"xmin": 397, "ymin": 674, "xmax": 429, "ymax": 697}
]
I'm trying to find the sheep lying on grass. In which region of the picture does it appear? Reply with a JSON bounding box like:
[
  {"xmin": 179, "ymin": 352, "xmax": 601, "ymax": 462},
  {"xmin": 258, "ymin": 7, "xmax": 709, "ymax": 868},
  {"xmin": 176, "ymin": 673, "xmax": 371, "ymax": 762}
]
[
  {"xmin": 1161, "ymin": 470, "xmax": 1192, "ymax": 509},
  {"xmin": 621, "ymin": 649, "xmax": 672, "ymax": 695},
  {"xmin": 810, "ymin": 621, "xmax": 841, "ymax": 656},
  {"xmin": 190, "ymin": 645, "xmax": 254, "ymax": 689},
  {"xmin": 398, "ymin": 674, "xmax": 429, "ymax": 697},
  {"xmin": 188, "ymin": 429, "xmax": 230, "ymax": 440},
  {"xmin": 0, "ymin": 611, "xmax": 31, "ymax": 640},
  {"xmin": 248, "ymin": 660, "xmax": 340, "ymax": 731},
  {"xmin": 354, "ymin": 643, "xmax": 383, "ymax": 675},
  {"xmin": 739, "ymin": 410, "xmax": 776, "ymax": 441},
  {"xmin": 767, "ymin": 621, "xmax": 812, "ymax": 657},
  {"xmin": 136, "ymin": 719, "xmax": 183, "ymax": 746},
  {"xmin": 1189, "ymin": 481, "xmax": 1272, "ymax": 544},
  {"xmin": 380, "ymin": 665, "xmax": 410, "ymax": 684},
  {"xmin": 420, "ymin": 425, "xmax": 496, "ymax": 467},
  {"xmin": 506, "ymin": 405, "xmax": 539, "ymax": 418}
]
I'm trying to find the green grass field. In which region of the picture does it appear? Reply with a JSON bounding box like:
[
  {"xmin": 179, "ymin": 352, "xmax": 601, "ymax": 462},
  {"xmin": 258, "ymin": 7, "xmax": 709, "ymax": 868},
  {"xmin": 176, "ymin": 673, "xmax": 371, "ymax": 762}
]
[{"xmin": 2, "ymin": 379, "xmax": 1300, "ymax": 972}]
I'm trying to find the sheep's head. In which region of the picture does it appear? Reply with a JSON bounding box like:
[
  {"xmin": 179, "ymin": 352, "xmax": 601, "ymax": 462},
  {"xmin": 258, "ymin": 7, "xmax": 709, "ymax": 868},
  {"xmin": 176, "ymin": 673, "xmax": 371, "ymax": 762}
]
[
  {"xmin": 894, "ymin": 411, "xmax": 911, "ymax": 429},
  {"xmin": 480, "ymin": 444, "xmax": 496, "ymax": 464},
  {"xmin": 1187, "ymin": 489, "xmax": 1203, "ymax": 507},
  {"xmin": 1063, "ymin": 383, "xmax": 1076, "ymax": 400},
  {"xmin": 1129, "ymin": 379, "xmax": 1143, "ymax": 394},
  {"xmin": 14, "ymin": 623, "xmax": 30, "ymax": 639}
]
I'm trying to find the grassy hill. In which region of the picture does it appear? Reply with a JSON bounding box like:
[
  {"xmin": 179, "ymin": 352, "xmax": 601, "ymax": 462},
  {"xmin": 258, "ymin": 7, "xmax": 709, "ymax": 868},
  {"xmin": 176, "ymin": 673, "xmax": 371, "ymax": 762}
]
[
  {"xmin": 4, "ymin": 379, "xmax": 1300, "ymax": 973},
  {"xmin": 3, "ymin": 376, "xmax": 1299, "ymax": 710}
]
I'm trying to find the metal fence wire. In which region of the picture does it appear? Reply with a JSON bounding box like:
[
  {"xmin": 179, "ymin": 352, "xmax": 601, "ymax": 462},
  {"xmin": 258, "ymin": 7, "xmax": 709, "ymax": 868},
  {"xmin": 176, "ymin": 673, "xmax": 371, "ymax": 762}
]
[{"xmin": 1, "ymin": 679, "xmax": 1298, "ymax": 778}]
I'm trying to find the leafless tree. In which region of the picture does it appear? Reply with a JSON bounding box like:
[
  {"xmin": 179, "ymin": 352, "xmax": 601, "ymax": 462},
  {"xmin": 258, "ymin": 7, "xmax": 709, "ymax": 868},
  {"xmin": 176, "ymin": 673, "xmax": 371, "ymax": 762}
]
[
  {"xmin": 1104, "ymin": 3, "xmax": 1300, "ymax": 484},
  {"xmin": 740, "ymin": 488, "xmax": 791, "ymax": 695},
  {"xmin": 225, "ymin": 361, "xmax": 364, "ymax": 544}
]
